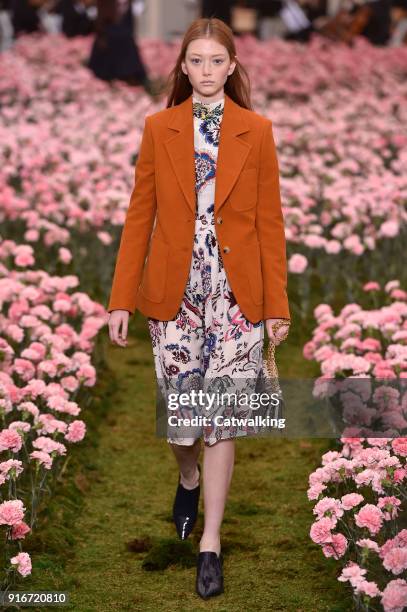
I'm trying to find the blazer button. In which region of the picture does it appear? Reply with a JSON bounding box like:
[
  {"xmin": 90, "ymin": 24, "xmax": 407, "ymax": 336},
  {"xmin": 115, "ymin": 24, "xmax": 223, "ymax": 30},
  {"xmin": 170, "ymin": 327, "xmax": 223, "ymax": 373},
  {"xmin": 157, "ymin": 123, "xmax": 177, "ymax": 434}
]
[
  {"xmin": 217, "ymin": 216, "xmax": 223, "ymax": 224},
  {"xmin": 223, "ymin": 246, "xmax": 230, "ymax": 253}
]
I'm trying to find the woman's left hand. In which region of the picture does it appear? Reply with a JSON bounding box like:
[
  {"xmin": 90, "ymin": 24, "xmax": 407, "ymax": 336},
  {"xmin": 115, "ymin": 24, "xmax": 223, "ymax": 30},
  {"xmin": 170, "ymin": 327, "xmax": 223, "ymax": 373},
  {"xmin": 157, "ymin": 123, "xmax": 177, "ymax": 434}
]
[{"xmin": 265, "ymin": 318, "xmax": 291, "ymax": 345}]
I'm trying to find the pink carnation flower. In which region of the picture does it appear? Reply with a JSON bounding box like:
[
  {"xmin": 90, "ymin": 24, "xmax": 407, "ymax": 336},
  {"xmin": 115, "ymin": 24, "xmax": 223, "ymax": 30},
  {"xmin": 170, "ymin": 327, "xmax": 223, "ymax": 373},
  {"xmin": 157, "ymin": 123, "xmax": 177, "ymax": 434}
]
[
  {"xmin": 288, "ymin": 253, "xmax": 308, "ymax": 273},
  {"xmin": 0, "ymin": 499, "xmax": 25, "ymax": 525},
  {"xmin": 363, "ymin": 282, "xmax": 380, "ymax": 292},
  {"xmin": 355, "ymin": 504, "xmax": 384, "ymax": 535},
  {"xmin": 378, "ymin": 496, "xmax": 401, "ymax": 520},
  {"xmin": 309, "ymin": 516, "xmax": 335, "ymax": 544},
  {"xmin": 10, "ymin": 551, "xmax": 31, "ymax": 577},
  {"xmin": 381, "ymin": 579, "xmax": 407, "ymax": 612},
  {"xmin": 341, "ymin": 493, "xmax": 364, "ymax": 510},
  {"xmin": 32, "ymin": 436, "xmax": 66, "ymax": 456},
  {"xmin": 380, "ymin": 531, "xmax": 407, "ymax": 559},
  {"xmin": 322, "ymin": 532, "xmax": 348, "ymax": 559},
  {"xmin": 383, "ymin": 547, "xmax": 407, "ymax": 576},
  {"xmin": 338, "ymin": 561, "xmax": 367, "ymax": 585},
  {"xmin": 65, "ymin": 419, "xmax": 86, "ymax": 442},
  {"xmin": 29, "ymin": 450, "xmax": 53, "ymax": 469},
  {"xmin": 0, "ymin": 428, "xmax": 23, "ymax": 452},
  {"xmin": 393, "ymin": 468, "xmax": 406, "ymax": 483},
  {"xmin": 11, "ymin": 521, "xmax": 31, "ymax": 540},
  {"xmin": 0, "ymin": 459, "xmax": 24, "ymax": 480},
  {"xmin": 354, "ymin": 579, "xmax": 381, "ymax": 598},
  {"xmin": 313, "ymin": 497, "xmax": 344, "ymax": 521},
  {"xmin": 356, "ymin": 538, "xmax": 380, "ymax": 553},
  {"xmin": 392, "ymin": 438, "xmax": 407, "ymax": 457},
  {"xmin": 307, "ymin": 483, "xmax": 327, "ymax": 500}
]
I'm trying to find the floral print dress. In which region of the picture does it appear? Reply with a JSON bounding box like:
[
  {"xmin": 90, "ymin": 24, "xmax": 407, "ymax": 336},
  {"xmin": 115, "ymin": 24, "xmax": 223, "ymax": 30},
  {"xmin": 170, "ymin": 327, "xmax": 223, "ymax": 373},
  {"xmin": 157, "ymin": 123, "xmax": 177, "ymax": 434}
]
[{"xmin": 147, "ymin": 94, "xmax": 265, "ymax": 446}]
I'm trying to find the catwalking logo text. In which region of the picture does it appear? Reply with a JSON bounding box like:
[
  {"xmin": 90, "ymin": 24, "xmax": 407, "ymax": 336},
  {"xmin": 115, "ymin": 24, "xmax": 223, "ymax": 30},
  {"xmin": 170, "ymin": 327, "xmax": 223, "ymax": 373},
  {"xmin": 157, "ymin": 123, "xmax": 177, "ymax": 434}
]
[{"xmin": 168, "ymin": 414, "xmax": 286, "ymax": 428}]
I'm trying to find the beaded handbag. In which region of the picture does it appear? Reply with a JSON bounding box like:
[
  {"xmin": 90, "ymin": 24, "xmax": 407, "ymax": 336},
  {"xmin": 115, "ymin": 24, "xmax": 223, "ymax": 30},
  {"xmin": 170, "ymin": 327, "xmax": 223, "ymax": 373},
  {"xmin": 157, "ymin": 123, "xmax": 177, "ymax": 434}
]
[{"xmin": 262, "ymin": 320, "xmax": 291, "ymax": 429}]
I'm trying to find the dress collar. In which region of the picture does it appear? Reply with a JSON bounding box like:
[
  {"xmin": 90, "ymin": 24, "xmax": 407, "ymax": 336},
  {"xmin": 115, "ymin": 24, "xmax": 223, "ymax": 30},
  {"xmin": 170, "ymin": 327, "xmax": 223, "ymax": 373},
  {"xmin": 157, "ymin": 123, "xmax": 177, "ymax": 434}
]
[{"xmin": 192, "ymin": 94, "xmax": 225, "ymax": 109}]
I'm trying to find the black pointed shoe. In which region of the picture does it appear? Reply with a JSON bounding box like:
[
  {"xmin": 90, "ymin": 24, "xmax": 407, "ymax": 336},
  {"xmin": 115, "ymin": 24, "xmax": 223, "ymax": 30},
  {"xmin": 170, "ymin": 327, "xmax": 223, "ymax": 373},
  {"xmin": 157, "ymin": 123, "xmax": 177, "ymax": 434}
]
[
  {"xmin": 196, "ymin": 551, "xmax": 224, "ymax": 599},
  {"xmin": 172, "ymin": 463, "xmax": 201, "ymax": 540}
]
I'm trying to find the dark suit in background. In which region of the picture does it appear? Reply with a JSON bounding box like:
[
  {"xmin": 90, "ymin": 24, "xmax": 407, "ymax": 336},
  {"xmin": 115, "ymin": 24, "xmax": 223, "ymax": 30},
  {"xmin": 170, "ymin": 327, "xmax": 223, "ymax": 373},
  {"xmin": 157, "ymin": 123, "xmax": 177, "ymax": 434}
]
[
  {"xmin": 88, "ymin": 0, "xmax": 147, "ymax": 84},
  {"xmin": 55, "ymin": 0, "xmax": 95, "ymax": 37},
  {"xmin": 10, "ymin": 0, "xmax": 40, "ymax": 35},
  {"xmin": 201, "ymin": 0, "xmax": 233, "ymax": 25}
]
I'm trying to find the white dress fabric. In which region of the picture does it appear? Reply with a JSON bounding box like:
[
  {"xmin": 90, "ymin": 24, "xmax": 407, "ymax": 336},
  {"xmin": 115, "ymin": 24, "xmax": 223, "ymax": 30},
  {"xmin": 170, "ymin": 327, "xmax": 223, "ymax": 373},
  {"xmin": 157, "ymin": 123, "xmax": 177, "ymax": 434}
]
[{"xmin": 147, "ymin": 93, "xmax": 265, "ymax": 446}]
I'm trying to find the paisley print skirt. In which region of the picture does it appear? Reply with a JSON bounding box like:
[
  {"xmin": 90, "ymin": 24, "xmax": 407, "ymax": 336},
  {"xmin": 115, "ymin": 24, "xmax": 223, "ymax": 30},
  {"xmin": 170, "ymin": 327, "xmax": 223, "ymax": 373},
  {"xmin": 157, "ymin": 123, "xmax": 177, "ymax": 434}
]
[{"xmin": 147, "ymin": 234, "xmax": 265, "ymax": 447}]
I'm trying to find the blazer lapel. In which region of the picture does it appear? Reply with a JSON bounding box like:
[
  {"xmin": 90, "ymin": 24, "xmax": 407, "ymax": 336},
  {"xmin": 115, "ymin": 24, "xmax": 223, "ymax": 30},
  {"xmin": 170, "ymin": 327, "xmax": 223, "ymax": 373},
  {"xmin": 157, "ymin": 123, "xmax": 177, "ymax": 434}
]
[{"xmin": 164, "ymin": 92, "xmax": 252, "ymax": 216}]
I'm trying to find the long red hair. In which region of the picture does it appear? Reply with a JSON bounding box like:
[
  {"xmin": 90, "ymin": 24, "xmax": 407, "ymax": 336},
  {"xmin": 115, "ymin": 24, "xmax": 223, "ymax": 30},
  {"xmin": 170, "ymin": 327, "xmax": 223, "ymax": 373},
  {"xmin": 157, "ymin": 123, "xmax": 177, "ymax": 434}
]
[{"xmin": 165, "ymin": 18, "xmax": 252, "ymax": 110}]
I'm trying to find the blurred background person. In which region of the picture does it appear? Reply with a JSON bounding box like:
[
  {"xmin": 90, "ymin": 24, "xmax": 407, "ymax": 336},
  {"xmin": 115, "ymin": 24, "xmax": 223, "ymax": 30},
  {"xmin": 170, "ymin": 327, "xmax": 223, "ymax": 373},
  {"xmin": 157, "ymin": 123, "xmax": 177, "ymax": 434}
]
[
  {"xmin": 2, "ymin": 0, "xmax": 405, "ymax": 53},
  {"xmin": 389, "ymin": 0, "xmax": 407, "ymax": 45},
  {"xmin": 279, "ymin": 0, "xmax": 314, "ymax": 41},
  {"xmin": 201, "ymin": 0, "xmax": 233, "ymax": 25},
  {"xmin": 87, "ymin": 0, "xmax": 149, "ymax": 87},
  {"xmin": 10, "ymin": 0, "xmax": 42, "ymax": 36},
  {"xmin": 234, "ymin": 0, "xmax": 319, "ymax": 41},
  {"xmin": 54, "ymin": 0, "xmax": 96, "ymax": 37},
  {"xmin": 242, "ymin": 0, "xmax": 397, "ymax": 45},
  {"xmin": 317, "ymin": 0, "xmax": 392, "ymax": 45},
  {"xmin": 0, "ymin": 0, "xmax": 14, "ymax": 49},
  {"xmin": 354, "ymin": 0, "xmax": 392, "ymax": 45}
]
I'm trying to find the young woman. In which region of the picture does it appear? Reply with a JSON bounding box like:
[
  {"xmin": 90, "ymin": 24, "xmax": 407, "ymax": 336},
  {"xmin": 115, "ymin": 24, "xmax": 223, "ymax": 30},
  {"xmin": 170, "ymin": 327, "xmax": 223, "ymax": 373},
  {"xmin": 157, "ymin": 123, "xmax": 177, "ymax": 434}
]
[{"xmin": 107, "ymin": 17, "xmax": 291, "ymax": 600}]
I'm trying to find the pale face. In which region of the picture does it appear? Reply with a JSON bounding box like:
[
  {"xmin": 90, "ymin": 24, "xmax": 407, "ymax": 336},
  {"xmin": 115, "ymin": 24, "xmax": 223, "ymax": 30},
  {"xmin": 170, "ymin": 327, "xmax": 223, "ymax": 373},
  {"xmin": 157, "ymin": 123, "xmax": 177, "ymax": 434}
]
[{"xmin": 181, "ymin": 37, "xmax": 236, "ymax": 103}]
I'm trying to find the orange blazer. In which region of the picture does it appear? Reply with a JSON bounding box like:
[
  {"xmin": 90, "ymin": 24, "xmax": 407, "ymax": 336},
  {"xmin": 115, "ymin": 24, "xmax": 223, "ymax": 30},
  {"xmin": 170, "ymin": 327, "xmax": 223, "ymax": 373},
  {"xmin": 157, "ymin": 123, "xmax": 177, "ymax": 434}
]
[{"xmin": 107, "ymin": 92, "xmax": 290, "ymax": 324}]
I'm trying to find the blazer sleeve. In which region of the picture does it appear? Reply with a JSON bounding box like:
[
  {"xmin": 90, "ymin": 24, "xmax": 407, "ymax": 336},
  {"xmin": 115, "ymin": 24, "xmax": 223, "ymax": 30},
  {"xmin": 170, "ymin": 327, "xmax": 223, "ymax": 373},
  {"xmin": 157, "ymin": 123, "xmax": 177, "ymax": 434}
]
[
  {"xmin": 257, "ymin": 119, "xmax": 290, "ymax": 321},
  {"xmin": 107, "ymin": 115, "xmax": 157, "ymax": 314}
]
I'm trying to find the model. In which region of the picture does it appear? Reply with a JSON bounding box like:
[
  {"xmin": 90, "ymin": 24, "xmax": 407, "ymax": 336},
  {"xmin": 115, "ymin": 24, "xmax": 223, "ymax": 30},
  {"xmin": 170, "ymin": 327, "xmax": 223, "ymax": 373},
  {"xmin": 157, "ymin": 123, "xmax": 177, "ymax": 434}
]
[{"xmin": 107, "ymin": 17, "xmax": 291, "ymax": 600}]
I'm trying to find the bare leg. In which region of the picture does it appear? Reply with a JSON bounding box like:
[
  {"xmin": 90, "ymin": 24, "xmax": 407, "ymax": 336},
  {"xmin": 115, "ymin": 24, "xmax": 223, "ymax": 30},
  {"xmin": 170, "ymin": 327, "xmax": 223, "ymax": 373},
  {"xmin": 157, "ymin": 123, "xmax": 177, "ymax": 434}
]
[
  {"xmin": 169, "ymin": 438, "xmax": 202, "ymax": 489},
  {"xmin": 199, "ymin": 438, "xmax": 235, "ymax": 556}
]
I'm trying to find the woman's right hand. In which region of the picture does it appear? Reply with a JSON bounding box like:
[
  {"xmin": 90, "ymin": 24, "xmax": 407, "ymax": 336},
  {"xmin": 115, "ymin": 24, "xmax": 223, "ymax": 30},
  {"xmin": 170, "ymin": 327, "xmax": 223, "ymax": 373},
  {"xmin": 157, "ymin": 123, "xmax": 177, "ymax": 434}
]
[{"xmin": 108, "ymin": 309, "xmax": 130, "ymax": 347}]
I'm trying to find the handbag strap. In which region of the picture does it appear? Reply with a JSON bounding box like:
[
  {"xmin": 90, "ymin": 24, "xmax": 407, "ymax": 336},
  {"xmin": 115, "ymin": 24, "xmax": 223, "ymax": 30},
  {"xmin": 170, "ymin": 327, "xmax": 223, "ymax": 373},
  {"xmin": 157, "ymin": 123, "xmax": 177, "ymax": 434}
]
[
  {"xmin": 265, "ymin": 341, "xmax": 279, "ymax": 380},
  {"xmin": 265, "ymin": 320, "xmax": 291, "ymax": 379}
]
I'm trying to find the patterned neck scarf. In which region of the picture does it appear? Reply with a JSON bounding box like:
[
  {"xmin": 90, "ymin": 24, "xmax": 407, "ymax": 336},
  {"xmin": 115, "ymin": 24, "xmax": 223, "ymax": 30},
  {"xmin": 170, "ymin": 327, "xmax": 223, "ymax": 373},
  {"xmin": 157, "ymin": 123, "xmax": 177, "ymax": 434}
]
[{"xmin": 192, "ymin": 97, "xmax": 225, "ymax": 122}]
